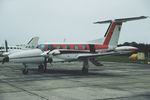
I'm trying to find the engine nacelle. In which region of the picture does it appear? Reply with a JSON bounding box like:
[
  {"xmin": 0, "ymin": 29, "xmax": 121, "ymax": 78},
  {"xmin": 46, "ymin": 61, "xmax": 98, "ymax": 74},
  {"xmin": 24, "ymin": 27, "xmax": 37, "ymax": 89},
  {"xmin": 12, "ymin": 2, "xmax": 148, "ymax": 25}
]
[
  {"xmin": 49, "ymin": 49, "xmax": 61, "ymax": 55},
  {"xmin": 8, "ymin": 49, "xmax": 45, "ymax": 63}
]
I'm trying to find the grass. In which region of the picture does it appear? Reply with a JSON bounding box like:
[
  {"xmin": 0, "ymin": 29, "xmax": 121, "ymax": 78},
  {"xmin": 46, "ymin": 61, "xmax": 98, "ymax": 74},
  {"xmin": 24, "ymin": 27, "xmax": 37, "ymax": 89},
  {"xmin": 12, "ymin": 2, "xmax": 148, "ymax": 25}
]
[{"xmin": 97, "ymin": 55, "xmax": 149, "ymax": 64}]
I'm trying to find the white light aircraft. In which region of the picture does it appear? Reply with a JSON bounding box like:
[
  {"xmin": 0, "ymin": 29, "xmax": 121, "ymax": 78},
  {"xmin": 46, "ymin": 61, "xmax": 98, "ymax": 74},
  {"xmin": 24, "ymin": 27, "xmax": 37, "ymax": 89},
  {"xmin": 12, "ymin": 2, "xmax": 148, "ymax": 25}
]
[
  {"xmin": 0, "ymin": 37, "xmax": 39, "ymax": 56},
  {"xmin": 3, "ymin": 16, "xmax": 147, "ymax": 74}
]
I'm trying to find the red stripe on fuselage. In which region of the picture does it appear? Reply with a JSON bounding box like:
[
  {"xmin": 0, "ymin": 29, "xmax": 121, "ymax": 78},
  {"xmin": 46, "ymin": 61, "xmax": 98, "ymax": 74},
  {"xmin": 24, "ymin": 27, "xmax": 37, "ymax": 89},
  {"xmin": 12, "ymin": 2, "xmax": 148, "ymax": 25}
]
[
  {"xmin": 95, "ymin": 45, "xmax": 108, "ymax": 50},
  {"xmin": 10, "ymin": 55, "xmax": 42, "ymax": 60},
  {"xmin": 41, "ymin": 44, "xmax": 108, "ymax": 51}
]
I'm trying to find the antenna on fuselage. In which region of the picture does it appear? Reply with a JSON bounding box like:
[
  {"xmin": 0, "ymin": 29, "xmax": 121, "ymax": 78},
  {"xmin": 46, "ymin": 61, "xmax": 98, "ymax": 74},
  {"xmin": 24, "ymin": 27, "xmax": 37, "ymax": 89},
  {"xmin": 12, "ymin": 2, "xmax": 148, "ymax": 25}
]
[{"xmin": 63, "ymin": 38, "xmax": 66, "ymax": 42}]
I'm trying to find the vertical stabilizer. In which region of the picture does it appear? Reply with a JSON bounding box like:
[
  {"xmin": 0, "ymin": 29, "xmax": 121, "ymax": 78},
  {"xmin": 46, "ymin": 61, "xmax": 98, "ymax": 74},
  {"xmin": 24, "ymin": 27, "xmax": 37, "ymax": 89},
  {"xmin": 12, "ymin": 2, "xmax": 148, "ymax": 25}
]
[
  {"xmin": 94, "ymin": 16, "xmax": 147, "ymax": 49},
  {"xmin": 102, "ymin": 22, "xmax": 122, "ymax": 48},
  {"xmin": 27, "ymin": 37, "xmax": 39, "ymax": 48}
]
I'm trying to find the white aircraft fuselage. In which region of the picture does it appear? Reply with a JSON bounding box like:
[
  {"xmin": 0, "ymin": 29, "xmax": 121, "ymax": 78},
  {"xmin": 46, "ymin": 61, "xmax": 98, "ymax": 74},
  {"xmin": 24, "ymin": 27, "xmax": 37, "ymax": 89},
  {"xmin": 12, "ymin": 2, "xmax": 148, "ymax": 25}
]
[{"xmin": 0, "ymin": 37, "xmax": 39, "ymax": 56}]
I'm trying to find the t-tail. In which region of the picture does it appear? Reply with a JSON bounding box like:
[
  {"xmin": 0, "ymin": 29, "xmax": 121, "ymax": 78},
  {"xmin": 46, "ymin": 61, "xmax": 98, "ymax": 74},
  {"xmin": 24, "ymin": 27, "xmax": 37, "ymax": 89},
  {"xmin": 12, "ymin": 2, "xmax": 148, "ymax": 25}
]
[{"xmin": 93, "ymin": 16, "xmax": 148, "ymax": 49}]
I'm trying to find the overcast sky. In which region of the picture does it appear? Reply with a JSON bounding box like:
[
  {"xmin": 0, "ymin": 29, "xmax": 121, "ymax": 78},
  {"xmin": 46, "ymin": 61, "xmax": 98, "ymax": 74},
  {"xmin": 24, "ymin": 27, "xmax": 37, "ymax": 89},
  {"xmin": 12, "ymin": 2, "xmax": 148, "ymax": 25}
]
[{"xmin": 0, "ymin": 0, "xmax": 150, "ymax": 45}]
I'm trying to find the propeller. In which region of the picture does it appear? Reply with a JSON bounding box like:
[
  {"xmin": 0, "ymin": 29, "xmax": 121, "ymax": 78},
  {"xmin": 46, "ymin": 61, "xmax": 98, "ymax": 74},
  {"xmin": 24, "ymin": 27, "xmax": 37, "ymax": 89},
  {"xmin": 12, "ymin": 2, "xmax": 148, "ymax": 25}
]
[
  {"xmin": 43, "ymin": 56, "xmax": 54, "ymax": 71},
  {"xmin": 2, "ymin": 40, "xmax": 9, "ymax": 64},
  {"xmin": 41, "ymin": 50, "xmax": 49, "ymax": 71},
  {"xmin": 5, "ymin": 40, "xmax": 8, "ymax": 52},
  {"xmin": 41, "ymin": 50, "xmax": 57, "ymax": 71},
  {"xmin": 44, "ymin": 57, "xmax": 48, "ymax": 71}
]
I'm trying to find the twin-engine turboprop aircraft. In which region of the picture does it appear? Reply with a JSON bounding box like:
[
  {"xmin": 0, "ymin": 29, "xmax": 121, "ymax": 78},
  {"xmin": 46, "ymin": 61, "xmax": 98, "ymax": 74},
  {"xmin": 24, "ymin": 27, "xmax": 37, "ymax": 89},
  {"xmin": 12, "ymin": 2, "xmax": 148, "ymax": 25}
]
[{"xmin": 3, "ymin": 16, "xmax": 147, "ymax": 74}]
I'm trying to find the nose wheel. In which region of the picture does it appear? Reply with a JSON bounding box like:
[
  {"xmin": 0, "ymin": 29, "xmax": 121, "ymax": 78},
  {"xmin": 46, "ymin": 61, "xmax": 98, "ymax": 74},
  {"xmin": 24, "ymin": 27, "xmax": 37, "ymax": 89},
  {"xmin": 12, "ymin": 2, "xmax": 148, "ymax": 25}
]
[{"xmin": 22, "ymin": 69, "xmax": 28, "ymax": 74}]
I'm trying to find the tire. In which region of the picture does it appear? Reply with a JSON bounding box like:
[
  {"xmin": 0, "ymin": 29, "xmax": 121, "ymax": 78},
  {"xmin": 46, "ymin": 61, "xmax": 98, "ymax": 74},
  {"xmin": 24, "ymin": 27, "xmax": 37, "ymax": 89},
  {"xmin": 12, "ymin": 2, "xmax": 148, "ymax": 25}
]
[
  {"xmin": 22, "ymin": 69, "xmax": 28, "ymax": 75},
  {"xmin": 38, "ymin": 65, "xmax": 44, "ymax": 72},
  {"xmin": 82, "ymin": 67, "xmax": 88, "ymax": 74}
]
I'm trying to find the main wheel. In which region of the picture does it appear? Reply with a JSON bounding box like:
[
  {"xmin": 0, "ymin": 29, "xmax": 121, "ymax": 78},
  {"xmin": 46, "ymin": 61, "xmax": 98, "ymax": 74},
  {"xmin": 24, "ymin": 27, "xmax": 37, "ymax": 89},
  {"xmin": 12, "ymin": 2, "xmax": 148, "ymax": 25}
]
[
  {"xmin": 22, "ymin": 69, "xmax": 28, "ymax": 75},
  {"xmin": 82, "ymin": 67, "xmax": 88, "ymax": 74},
  {"xmin": 38, "ymin": 65, "xmax": 45, "ymax": 72}
]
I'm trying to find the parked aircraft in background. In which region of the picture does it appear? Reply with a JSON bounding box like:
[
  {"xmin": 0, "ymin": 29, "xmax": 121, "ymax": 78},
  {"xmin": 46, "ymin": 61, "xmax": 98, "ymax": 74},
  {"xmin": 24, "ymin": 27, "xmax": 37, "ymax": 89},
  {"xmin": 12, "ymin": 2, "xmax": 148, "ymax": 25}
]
[
  {"xmin": 2, "ymin": 16, "xmax": 147, "ymax": 74},
  {"xmin": 0, "ymin": 37, "xmax": 39, "ymax": 56}
]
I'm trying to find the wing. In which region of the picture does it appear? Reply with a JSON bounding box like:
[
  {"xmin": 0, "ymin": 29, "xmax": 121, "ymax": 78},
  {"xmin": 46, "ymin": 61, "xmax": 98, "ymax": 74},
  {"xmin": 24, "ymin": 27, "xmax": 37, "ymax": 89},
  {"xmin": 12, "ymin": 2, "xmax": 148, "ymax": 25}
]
[
  {"xmin": 77, "ymin": 52, "xmax": 119, "ymax": 60},
  {"xmin": 41, "ymin": 49, "xmax": 119, "ymax": 61}
]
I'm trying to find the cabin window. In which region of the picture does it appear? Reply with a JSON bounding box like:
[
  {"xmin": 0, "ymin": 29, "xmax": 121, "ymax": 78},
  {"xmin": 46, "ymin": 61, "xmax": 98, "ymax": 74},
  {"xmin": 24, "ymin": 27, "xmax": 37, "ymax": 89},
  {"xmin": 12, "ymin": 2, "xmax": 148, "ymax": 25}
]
[
  {"xmin": 65, "ymin": 46, "xmax": 70, "ymax": 49},
  {"xmin": 57, "ymin": 46, "xmax": 62, "ymax": 49},
  {"xmin": 0, "ymin": 47, "xmax": 4, "ymax": 49},
  {"xmin": 47, "ymin": 45, "xmax": 54, "ymax": 50},
  {"xmin": 82, "ymin": 45, "xmax": 87, "ymax": 50},
  {"xmin": 10, "ymin": 47, "xmax": 12, "ymax": 49},
  {"xmin": 74, "ymin": 46, "xmax": 78, "ymax": 50}
]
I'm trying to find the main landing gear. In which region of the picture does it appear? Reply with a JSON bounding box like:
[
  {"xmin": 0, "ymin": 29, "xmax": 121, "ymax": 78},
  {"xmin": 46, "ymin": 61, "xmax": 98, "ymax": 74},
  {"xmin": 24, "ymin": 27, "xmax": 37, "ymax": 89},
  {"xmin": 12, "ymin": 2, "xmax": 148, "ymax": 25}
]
[
  {"xmin": 38, "ymin": 64, "xmax": 46, "ymax": 72},
  {"xmin": 82, "ymin": 59, "xmax": 89, "ymax": 74},
  {"xmin": 22, "ymin": 64, "xmax": 47, "ymax": 75},
  {"xmin": 22, "ymin": 64, "xmax": 28, "ymax": 75}
]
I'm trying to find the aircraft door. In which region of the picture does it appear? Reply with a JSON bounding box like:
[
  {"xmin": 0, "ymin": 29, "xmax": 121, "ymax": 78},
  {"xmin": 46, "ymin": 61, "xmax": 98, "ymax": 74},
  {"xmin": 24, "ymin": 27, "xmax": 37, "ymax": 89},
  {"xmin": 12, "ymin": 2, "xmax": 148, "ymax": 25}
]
[{"xmin": 89, "ymin": 44, "xmax": 95, "ymax": 53}]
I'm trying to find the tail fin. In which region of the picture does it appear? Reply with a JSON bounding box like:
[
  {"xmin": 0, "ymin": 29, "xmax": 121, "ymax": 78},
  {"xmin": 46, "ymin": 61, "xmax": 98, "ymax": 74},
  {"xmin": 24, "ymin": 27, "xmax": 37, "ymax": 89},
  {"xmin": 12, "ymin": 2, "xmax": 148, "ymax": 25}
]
[
  {"xmin": 27, "ymin": 37, "xmax": 39, "ymax": 48},
  {"xmin": 94, "ymin": 16, "xmax": 147, "ymax": 49}
]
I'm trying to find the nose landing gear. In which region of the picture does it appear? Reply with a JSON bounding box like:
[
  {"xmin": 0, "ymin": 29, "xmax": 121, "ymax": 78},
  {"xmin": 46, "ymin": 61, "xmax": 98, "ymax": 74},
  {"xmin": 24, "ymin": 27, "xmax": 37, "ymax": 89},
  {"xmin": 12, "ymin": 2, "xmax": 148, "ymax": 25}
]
[
  {"xmin": 22, "ymin": 63, "xmax": 48, "ymax": 75},
  {"xmin": 22, "ymin": 64, "xmax": 28, "ymax": 74}
]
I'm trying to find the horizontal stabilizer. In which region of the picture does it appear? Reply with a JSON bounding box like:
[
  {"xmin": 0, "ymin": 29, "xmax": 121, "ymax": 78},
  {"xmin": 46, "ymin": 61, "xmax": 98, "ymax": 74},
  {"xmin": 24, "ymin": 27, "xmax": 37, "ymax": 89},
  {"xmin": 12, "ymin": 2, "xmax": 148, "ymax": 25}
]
[{"xmin": 94, "ymin": 16, "xmax": 148, "ymax": 24}]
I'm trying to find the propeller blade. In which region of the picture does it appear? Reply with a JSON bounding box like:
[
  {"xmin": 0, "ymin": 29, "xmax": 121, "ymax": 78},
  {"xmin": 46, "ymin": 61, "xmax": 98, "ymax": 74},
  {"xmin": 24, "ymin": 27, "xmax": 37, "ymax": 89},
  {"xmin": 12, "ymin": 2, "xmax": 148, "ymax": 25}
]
[
  {"xmin": 5, "ymin": 40, "xmax": 8, "ymax": 52},
  {"xmin": 44, "ymin": 57, "xmax": 47, "ymax": 71}
]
